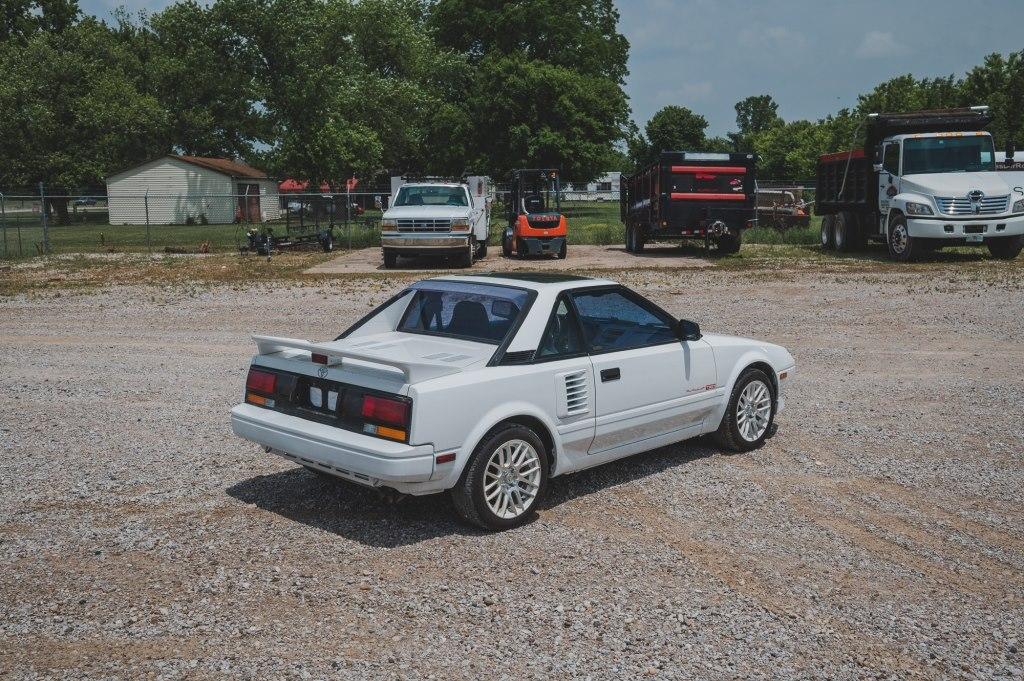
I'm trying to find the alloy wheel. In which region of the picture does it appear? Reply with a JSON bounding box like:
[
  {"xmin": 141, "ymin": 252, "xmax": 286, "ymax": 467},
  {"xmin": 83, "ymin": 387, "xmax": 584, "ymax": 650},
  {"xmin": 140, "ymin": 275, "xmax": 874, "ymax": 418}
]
[
  {"xmin": 736, "ymin": 380, "xmax": 772, "ymax": 442},
  {"xmin": 483, "ymin": 439, "xmax": 542, "ymax": 519}
]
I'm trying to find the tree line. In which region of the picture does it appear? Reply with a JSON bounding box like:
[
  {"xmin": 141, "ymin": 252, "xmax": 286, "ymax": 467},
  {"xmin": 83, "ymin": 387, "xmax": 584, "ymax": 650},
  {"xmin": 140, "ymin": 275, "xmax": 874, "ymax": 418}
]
[
  {"xmin": 628, "ymin": 54, "xmax": 1024, "ymax": 180},
  {"xmin": 1, "ymin": 0, "xmax": 1021, "ymax": 194}
]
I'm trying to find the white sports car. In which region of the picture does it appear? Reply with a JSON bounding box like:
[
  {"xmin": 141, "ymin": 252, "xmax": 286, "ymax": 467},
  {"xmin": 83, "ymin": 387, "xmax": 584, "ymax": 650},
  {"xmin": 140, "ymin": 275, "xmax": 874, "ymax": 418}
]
[{"xmin": 230, "ymin": 273, "xmax": 795, "ymax": 530}]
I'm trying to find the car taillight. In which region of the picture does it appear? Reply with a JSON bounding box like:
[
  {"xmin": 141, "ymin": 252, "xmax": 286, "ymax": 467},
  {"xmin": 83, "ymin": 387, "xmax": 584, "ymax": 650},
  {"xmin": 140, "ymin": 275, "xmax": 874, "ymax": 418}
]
[
  {"xmin": 246, "ymin": 368, "xmax": 277, "ymax": 394},
  {"xmin": 361, "ymin": 394, "xmax": 410, "ymax": 441}
]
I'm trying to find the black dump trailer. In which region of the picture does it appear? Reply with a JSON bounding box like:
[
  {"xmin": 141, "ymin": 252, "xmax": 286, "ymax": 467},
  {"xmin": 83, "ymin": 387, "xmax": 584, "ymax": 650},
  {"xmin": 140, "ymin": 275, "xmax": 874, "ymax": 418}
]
[
  {"xmin": 815, "ymin": 107, "xmax": 993, "ymax": 251},
  {"xmin": 620, "ymin": 152, "xmax": 756, "ymax": 254}
]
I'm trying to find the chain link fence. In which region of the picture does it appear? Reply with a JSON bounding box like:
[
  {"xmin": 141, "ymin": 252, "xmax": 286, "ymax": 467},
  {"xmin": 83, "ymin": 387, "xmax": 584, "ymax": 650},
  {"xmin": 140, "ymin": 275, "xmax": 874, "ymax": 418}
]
[{"xmin": 0, "ymin": 181, "xmax": 817, "ymax": 259}]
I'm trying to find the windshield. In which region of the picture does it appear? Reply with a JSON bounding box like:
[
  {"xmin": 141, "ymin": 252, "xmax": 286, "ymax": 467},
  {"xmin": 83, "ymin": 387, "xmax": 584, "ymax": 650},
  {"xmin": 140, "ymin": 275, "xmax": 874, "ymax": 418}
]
[
  {"xmin": 394, "ymin": 186, "xmax": 467, "ymax": 207},
  {"xmin": 397, "ymin": 282, "xmax": 529, "ymax": 344},
  {"xmin": 903, "ymin": 136, "xmax": 995, "ymax": 175}
]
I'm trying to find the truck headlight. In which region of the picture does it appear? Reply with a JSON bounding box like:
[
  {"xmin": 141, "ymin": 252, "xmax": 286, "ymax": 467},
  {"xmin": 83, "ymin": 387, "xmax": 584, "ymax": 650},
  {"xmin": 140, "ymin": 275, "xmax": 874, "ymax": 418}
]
[
  {"xmin": 905, "ymin": 201, "xmax": 934, "ymax": 216},
  {"xmin": 381, "ymin": 218, "xmax": 397, "ymax": 230},
  {"xmin": 1013, "ymin": 197, "xmax": 1024, "ymax": 213},
  {"xmin": 450, "ymin": 218, "xmax": 470, "ymax": 232}
]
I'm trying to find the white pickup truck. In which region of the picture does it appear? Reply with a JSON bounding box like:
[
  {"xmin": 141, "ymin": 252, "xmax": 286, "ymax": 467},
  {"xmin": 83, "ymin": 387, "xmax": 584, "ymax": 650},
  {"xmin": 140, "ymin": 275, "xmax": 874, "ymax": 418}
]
[{"xmin": 380, "ymin": 177, "xmax": 490, "ymax": 268}]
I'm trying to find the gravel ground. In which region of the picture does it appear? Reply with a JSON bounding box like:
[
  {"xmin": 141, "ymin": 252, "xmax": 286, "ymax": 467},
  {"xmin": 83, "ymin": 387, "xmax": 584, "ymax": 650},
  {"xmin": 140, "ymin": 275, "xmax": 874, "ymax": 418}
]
[{"xmin": 1, "ymin": 266, "xmax": 1023, "ymax": 679}]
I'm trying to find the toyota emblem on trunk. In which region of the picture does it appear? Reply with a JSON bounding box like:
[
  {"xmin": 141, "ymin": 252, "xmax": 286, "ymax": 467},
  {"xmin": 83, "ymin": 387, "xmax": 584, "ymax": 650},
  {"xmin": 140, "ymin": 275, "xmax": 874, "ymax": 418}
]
[{"xmin": 317, "ymin": 366, "xmax": 329, "ymax": 379}]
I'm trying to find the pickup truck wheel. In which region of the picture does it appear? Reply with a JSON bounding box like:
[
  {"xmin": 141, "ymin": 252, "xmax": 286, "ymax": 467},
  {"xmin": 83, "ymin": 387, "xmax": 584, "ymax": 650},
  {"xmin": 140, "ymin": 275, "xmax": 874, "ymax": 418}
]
[
  {"xmin": 715, "ymin": 368, "xmax": 776, "ymax": 453},
  {"xmin": 382, "ymin": 249, "xmax": 398, "ymax": 268},
  {"xmin": 887, "ymin": 214, "xmax": 919, "ymax": 262},
  {"xmin": 456, "ymin": 246, "xmax": 474, "ymax": 268},
  {"xmin": 987, "ymin": 235, "xmax": 1023, "ymax": 260},
  {"xmin": 450, "ymin": 425, "xmax": 549, "ymax": 531},
  {"xmin": 820, "ymin": 215, "xmax": 835, "ymax": 250}
]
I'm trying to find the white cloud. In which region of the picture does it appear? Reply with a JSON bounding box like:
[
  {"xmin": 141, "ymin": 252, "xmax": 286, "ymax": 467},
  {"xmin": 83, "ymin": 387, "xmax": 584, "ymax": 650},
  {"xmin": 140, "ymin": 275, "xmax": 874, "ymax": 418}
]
[
  {"xmin": 855, "ymin": 31, "xmax": 907, "ymax": 58},
  {"xmin": 737, "ymin": 26, "xmax": 808, "ymax": 53}
]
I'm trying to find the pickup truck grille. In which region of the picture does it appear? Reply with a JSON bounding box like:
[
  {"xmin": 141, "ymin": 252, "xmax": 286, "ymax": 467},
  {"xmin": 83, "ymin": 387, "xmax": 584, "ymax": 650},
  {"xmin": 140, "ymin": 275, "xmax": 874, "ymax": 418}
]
[
  {"xmin": 395, "ymin": 218, "xmax": 453, "ymax": 232},
  {"xmin": 935, "ymin": 195, "xmax": 1009, "ymax": 215}
]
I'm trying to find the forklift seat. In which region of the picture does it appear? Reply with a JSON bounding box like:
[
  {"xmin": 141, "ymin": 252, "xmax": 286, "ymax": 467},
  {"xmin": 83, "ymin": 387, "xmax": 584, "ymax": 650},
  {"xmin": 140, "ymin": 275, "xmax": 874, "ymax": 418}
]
[{"xmin": 524, "ymin": 194, "xmax": 544, "ymax": 213}]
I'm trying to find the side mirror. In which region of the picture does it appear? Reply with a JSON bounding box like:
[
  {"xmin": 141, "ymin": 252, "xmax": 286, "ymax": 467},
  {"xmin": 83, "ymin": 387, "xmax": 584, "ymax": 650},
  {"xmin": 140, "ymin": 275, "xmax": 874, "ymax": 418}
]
[
  {"xmin": 677, "ymin": 319, "xmax": 701, "ymax": 342},
  {"xmin": 872, "ymin": 145, "xmax": 884, "ymax": 172}
]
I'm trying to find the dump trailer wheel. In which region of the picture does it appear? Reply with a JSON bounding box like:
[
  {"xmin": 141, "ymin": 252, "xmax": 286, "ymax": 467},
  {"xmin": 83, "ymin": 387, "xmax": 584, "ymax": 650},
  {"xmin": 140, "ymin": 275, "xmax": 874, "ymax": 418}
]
[
  {"xmin": 624, "ymin": 223, "xmax": 635, "ymax": 253},
  {"xmin": 820, "ymin": 215, "xmax": 836, "ymax": 250},
  {"xmin": 987, "ymin": 235, "xmax": 1023, "ymax": 260},
  {"xmin": 634, "ymin": 226, "xmax": 646, "ymax": 253},
  {"xmin": 717, "ymin": 233, "xmax": 741, "ymax": 255}
]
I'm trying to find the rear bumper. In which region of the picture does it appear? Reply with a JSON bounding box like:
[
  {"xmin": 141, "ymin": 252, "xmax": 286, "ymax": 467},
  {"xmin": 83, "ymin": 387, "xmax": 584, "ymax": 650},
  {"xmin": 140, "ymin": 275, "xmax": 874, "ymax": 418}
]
[
  {"xmin": 381, "ymin": 234, "xmax": 471, "ymax": 254},
  {"xmin": 518, "ymin": 236, "xmax": 565, "ymax": 256},
  {"xmin": 906, "ymin": 214, "xmax": 1024, "ymax": 239},
  {"xmin": 230, "ymin": 404, "xmax": 435, "ymax": 486}
]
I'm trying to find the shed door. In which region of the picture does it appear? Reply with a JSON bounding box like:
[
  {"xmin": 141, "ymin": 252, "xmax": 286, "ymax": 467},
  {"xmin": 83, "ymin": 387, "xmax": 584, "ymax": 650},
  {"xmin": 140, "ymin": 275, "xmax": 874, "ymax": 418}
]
[{"xmin": 238, "ymin": 184, "xmax": 260, "ymax": 222}]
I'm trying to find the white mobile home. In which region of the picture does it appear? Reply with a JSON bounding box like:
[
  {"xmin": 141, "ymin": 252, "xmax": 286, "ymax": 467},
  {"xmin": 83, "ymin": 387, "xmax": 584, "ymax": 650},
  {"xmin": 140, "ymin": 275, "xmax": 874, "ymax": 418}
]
[
  {"xmin": 563, "ymin": 172, "xmax": 621, "ymax": 201},
  {"xmin": 106, "ymin": 156, "xmax": 280, "ymax": 225}
]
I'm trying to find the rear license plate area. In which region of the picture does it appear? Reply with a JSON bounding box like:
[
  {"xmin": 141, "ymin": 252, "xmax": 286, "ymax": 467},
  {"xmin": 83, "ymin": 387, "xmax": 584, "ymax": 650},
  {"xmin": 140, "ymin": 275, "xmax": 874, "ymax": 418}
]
[{"xmin": 297, "ymin": 377, "xmax": 342, "ymax": 416}]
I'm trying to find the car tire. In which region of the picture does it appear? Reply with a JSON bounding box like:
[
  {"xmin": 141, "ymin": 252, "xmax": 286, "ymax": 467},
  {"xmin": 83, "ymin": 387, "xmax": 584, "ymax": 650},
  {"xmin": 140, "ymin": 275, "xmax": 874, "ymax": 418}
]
[
  {"xmin": 714, "ymin": 368, "xmax": 776, "ymax": 453},
  {"xmin": 820, "ymin": 215, "xmax": 835, "ymax": 250},
  {"xmin": 987, "ymin": 235, "xmax": 1023, "ymax": 260},
  {"xmin": 382, "ymin": 249, "xmax": 398, "ymax": 268},
  {"xmin": 887, "ymin": 213, "xmax": 919, "ymax": 262},
  {"xmin": 450, "ymin": 424, "xmax": 549, "ymax": 531}
]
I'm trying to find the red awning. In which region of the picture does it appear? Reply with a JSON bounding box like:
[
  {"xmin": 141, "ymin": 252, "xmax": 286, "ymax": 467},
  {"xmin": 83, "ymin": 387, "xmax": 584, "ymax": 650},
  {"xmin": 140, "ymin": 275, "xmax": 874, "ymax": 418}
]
[{"xmin": 279, "ymin": 179, "xmax": 333, "ymax": 192}]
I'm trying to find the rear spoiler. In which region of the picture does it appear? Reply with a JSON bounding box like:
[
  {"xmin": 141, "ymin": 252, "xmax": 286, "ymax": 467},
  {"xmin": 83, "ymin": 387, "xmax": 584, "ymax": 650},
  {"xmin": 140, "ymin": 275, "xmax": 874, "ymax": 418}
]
[{"xmin": 253, "ymin": 335, "xmax": 463, "ymax": 383}]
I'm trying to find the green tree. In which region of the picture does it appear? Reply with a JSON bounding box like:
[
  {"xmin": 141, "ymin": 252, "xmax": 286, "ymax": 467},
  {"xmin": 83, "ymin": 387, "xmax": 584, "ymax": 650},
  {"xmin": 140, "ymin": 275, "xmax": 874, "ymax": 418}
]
[
  {"xmin": 729, "ymin": 94, "xmax": 782, "ymax": 151},
  {"xmin": 963, "ymin": 51, "xmax": 1024, "ymax": 149},
  {"xmin": 430, "ymin": 0, "xmax": 630, "ymax": 180}
]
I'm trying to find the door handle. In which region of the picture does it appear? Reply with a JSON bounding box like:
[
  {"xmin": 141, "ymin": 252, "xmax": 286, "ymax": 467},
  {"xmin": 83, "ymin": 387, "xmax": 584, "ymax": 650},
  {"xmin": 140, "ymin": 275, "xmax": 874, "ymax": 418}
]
[{"xmin": 600, "ymin": 368, "xmax": 620, "ymax": 382}]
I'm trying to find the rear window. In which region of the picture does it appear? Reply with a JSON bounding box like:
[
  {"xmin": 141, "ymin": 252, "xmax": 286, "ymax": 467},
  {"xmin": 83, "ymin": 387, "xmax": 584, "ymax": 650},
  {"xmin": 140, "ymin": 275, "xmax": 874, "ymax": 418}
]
[{"xmin": 398, "ymin": 282, "xmax": 529, "ymax": 344}]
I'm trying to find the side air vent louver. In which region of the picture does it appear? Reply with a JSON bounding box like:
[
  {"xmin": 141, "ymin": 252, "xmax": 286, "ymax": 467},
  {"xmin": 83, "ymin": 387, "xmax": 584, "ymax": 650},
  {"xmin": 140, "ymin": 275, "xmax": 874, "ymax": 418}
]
[
  {"xmin": 501, "ymin": 350, "xmax": 535, "ymax": 365},
  {"xmin": 558, "ymin": 369, "xmax": 590, "ymax": 418}
]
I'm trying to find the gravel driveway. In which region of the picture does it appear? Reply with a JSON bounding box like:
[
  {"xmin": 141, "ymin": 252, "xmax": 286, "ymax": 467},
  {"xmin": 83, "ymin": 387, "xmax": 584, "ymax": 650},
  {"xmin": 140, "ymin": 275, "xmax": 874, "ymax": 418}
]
[{"xmin": 1, "ymin": 267, "xmax": 1022, "ymax": 679}]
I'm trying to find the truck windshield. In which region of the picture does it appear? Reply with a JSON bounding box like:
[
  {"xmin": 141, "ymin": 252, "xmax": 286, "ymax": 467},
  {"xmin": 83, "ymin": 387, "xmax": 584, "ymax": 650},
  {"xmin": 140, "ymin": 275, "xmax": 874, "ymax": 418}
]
[
  {"xmin": 397, "ymin": 282, "xmax": 529, "ymax": 344},
  {"xmin": 394, "ymin": 186, "xmax": 467, "ymax": 207},
  {"xmin": 902, "ymin": 136, "xmax": 995, "ymax": 175}
]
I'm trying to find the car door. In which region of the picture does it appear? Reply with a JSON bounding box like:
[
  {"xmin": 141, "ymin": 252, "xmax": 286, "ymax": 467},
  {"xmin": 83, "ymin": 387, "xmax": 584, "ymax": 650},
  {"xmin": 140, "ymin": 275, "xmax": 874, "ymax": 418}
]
[
  {"xmin": 532, "ymin": 296, "xmax": 596, "ymax": 462},
  {"xmin": 570, "ymin": 287, "xmax": 699, "ymax": 456}
]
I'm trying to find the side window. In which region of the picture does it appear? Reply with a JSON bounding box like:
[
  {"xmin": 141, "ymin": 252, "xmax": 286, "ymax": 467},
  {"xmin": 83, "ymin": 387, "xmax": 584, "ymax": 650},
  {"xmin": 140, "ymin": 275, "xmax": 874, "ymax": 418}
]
[
  {"xmin": 571, "ymin": 289, "xmax": 677, "ymax": 352},
  {"xmin": 536, "ymin": 298, "xmax": 583, "ymax": 359},
  {"xmin": 883, "ymin": 143, "xmax": 900, "ymax": 175}
]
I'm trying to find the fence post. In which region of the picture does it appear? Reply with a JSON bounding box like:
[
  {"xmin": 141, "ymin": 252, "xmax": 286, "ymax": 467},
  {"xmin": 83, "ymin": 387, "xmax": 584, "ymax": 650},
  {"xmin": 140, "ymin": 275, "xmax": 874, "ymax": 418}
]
[
  {"xmin": 144, "ymin": 190, "xmax": 151, "ymax": 254},
  {"xmin": 39, "ymin": 182, "xmax": 50, "ymax": 254},
  {"xmin": 346, "ymin": 187, "xmax": 352, "ymax": 249},
  {"xmin": 0, "ymin": 193, "xmax": 6, "ymax": 259}
]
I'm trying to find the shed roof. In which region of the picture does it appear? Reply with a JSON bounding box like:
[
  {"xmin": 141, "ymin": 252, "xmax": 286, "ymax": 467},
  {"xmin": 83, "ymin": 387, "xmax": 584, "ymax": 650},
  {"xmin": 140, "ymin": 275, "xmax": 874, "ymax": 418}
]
[{"xmin": 175, "ymin": 156, "xmax": 269, "ymax": 179}]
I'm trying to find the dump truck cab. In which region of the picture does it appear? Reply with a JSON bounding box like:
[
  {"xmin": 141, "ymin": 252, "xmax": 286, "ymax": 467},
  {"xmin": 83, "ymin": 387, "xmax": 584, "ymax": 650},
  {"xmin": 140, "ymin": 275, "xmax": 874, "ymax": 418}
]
[{"xmin": 502, "ymin": 168, "xmax": 568, "ymax": 259}]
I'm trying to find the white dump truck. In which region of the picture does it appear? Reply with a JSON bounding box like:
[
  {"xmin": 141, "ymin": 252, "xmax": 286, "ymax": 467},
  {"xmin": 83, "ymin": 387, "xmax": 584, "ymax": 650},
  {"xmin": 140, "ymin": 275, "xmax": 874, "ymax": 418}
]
[
  {"xmin": 816, "ymin": 107, "xmax": 1024, "ymax": 261},
  {"xmin": 380, "ymin": 177, "xmax": 490, "ymax": 268}
]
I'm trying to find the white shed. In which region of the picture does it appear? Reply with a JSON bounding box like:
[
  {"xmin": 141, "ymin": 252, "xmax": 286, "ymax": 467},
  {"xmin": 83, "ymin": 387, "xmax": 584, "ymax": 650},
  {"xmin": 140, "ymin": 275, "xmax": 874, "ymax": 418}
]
[{"xmin": 105, "ymin": 156, "xmax": 281, "ymax": 225}]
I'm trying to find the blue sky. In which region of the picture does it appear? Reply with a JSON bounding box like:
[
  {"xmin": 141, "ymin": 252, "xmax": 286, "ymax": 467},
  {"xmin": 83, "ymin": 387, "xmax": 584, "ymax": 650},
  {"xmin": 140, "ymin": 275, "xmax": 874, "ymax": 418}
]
[{"xmin": 78, "ymin": 0, "xmax": 1024, "ymax": 136}]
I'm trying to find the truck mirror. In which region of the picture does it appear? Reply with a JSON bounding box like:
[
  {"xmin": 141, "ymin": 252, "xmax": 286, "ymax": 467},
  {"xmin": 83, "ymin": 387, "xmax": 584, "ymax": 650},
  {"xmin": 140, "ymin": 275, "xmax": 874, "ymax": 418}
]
[{"xmin": 872, "ymin": 146, "xmax": 884, "ymax": 172}]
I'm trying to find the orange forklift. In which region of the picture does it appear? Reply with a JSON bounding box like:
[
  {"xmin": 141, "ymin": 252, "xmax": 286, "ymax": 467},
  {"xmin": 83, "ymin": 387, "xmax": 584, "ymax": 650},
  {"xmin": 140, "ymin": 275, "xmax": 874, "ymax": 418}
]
[{"xmin": 502, "ymin": 168, "xmax": 568, "ymax": 258}]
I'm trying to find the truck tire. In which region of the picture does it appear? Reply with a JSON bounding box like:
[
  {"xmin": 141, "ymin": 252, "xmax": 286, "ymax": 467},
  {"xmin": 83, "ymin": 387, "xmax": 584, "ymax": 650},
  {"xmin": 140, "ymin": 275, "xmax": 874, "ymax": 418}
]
[
  {"xmin": 634, "ymin": 226, "xmax": 646, "ymax": 253},
  {"xmin": 835, "ymin": 210, "xmax": 860, "ymax": 250},
  {"xmin": 987, "ymin": 235, "xmax": 1023, "ymax": 260},
  {"xmin": 887, "ymin": 213, "xmax": 920, "ymax": 262},
  {"xmin": 477, "ymin": 240, "xmax": 488, "ymax": 259},
  {"xmin": 820, "ymin": 215, "xmax": 835, "ymax": 250},
  {"xmin": 456, "ymin": 245, "xmax": 474, "ymax": 268},
  {"xmin": 382, "ymin": 248, "xmax": 398, "ymax": 268},
  {"xmin": 717, "ymin": 233, "xmax": 741, "ymax": 254},
  {"xmin": 625, "ymin": 223, "xmax": 635, "ymax": 252}
]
